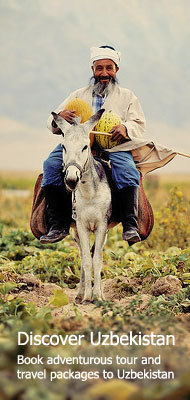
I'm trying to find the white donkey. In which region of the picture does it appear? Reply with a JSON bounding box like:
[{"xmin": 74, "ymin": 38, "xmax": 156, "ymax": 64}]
[{"xmin": 52, "ymin": 109, "xmax": 112, "ymax": 303}]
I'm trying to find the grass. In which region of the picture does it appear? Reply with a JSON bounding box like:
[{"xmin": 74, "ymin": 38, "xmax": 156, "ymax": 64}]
[
  {"xmin": 144, "ymin": 172, "xmax": 190, "ymax": 209},
  {"xmin": 0, "ymin": 170, "xmax": 190, "ymax": 399},
  {"xmin": 0, "ymin": 170, "xmax": 40, "ymax": 190}
]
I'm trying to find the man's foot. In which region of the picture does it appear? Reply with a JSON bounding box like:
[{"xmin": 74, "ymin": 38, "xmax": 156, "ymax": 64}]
[
  {"xmin": 41, "ymin": 184, "xmax": 72, "ymax": 244},
  {"xmin": 119, "ymin": 186, "xmax": 141, "ymax": 246},
  {"xmin": 40, "ymin": 227, "xmax": 69, "ymax": 244},
  {"xmin": 123, "ymin": 227, "xmax": 141, "ymax": 246}
]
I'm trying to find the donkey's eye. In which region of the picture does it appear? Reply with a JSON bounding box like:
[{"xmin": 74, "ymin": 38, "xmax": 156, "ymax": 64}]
[
  {"xmin": 62, "ymin": 144, "xmax": 66, "ymax": 153},
  {"xmin": 82, "ymin": 145, "xmax": 88, "ymax": 152}
]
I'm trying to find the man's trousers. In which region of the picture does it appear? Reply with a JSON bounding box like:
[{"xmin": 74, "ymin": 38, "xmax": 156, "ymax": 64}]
[{"xmin": 41, "ymin": 143, "xmax": 140, "ymax": 189}]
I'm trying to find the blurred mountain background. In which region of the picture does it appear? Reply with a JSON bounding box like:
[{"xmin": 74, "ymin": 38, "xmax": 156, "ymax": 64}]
[{"xmin": 0, "ymin": 0, "xmax": 189, "ymax": 173}]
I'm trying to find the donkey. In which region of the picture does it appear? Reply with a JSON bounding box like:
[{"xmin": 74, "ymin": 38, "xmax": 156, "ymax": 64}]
[{"xmin": 52, "ymin": 109, "xmax": 112, "ymax": 303}]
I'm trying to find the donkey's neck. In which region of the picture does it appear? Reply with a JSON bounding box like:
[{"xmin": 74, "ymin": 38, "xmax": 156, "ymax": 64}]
[{"xmin": 78, "ymin": 152, "xmax": 101, "ymax": 199}]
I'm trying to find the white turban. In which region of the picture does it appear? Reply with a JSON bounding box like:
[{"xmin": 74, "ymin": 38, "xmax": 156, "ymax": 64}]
[{"xmin": 90, "ymin": 46, "xmax": 121, "ymax": 67}]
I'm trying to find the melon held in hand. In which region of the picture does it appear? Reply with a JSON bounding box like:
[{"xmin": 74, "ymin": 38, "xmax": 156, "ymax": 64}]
[
  {"xmin": 64, "ymin": 97, "xmax": 94, "ymax": 147},
  {"xmin": 94, "ymin": 110, "xmax": 122, "ymax": 149}
]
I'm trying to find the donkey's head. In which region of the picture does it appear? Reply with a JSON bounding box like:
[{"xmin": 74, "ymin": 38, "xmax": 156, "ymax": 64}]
[{"xmin": 51, "ymin": 109, "xmax": 104, "ymax": 191}]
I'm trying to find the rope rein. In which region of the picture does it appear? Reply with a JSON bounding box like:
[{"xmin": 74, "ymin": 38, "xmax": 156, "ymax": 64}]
[{"xmin": 62, "ymin": 150, "xmax": 90, "ymax": 220}]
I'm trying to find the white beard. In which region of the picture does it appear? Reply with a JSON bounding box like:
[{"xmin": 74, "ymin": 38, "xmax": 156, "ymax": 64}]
[{"xmin": 89, "ymin": 76, "xmax": 118, "ymax": 97}]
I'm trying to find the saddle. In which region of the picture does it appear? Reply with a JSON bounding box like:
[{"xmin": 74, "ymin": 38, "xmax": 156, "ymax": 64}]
[{"xmin": 30, "ymin": 163, "xmax": 154, "ymax": 242}]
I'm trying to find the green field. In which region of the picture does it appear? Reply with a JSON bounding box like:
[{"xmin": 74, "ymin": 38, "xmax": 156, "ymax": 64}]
[{"xmin": 0, "ymin": 171, "xmax": 190, "ymax": 399}]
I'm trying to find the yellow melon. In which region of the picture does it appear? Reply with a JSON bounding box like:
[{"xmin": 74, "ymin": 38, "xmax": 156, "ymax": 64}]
[
  {"xmin": 64, "ymin": 97, "xmax": 92, "ymax": 123},
  {"xmin": 94, "ymin": 110, "xmax": 122, "ymax": 149},
  {"xmin": 64, "ymin": 97, "xmax": 94, "ymax": 147}
]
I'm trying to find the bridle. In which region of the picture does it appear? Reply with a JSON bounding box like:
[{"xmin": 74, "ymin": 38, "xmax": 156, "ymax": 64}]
[
  {"xmin": 62, "ymin": 155, "xmax": 90, "ymax": 221},
  {"xmin": 62, "ymin": 149, "xmax": 90, "ymax": 179},
  {"xmin": 63, "ymin": 161, "xmax": 84, "ymax": 179}
]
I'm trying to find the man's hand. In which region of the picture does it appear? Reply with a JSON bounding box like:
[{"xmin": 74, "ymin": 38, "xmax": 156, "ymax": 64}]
[
  {"xmin": 58, "ymin": 109, "xmax": 77, "ymax": 124},
  {"xmin": 109, "ymin": 124, "xmax": 129, "ymax": 142}
]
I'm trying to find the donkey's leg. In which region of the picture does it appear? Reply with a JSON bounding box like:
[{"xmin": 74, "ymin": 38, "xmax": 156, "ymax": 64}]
[
  {"xmin": 72, "ymin": 228, "xmax": 85, "ymax": 303},
  {"xmin": 76, "ymin": 266, "xmax": 85, "ymax": 304},
  {"xmin": 76, "ymin": 223, "xmax": 93, "ymax": 303},
  {"xmin": 92, "ymin": 224, "xmax": 107, "ymax": 301}
]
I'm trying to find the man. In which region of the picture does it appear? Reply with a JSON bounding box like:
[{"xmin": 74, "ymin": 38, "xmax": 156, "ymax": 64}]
[{"xmin": 40, "ymin": 45, "xmax": 146, "ymax": 245}]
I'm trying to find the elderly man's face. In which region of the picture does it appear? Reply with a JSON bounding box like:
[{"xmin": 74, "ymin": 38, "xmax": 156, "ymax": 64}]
[{"xmin": 91, "ymin": 59, "xmax": 119, "ymax": 85}]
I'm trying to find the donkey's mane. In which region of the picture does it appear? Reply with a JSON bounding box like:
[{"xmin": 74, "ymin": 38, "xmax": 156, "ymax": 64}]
[{"xmin": 93, "ymin": 158, "xmax": 107, "ymax": 182}]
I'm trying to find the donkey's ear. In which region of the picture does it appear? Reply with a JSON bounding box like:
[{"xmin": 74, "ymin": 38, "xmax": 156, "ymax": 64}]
[
  {"xmin": 72, "ymin": 116, "xmax": 81, "ymax": 125},
  {"xmin": 51, "ymin": 112, "xmax": 71, "ymax": 133},
  {"xmin": 83, "ymin": 109, "xmax": 105, "ymax": 133}
]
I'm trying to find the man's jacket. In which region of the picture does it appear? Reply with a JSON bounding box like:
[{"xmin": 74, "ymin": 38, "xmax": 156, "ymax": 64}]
[
  {"xmin": 47, "ymin": 85, "xmax": 183, "ymax": 175},
  {"xmin": 47, "ymin": 84, "xmax": 146, "ymax": 139}
]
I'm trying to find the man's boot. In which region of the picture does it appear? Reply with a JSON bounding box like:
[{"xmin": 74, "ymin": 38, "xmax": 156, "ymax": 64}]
[
  {"xmin": 119, "ymin": 186, "xmax": 141, "ymax": 246},
  {"xmin": 40, "ymin": 184, "xmax": 72, "ymax": 244}
]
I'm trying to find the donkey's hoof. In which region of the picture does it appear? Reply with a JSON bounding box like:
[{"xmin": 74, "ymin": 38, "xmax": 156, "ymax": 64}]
[
  {"xmin": 92, "ymin": 290, "xmax": 105, "ymax": 303},
  {"xmin": 92, "ymin": 296, "xmax": 105, "ymax": 303},
  {"xmin": 82, "ymin": 298, "xmax": 92, "ymax": 305},
  {"xmin": 101, "ymin": 293, "xmax": 106, "ymax": 302},
  {"xmin": 75, "ymin": 295, "xmax": 83, "ymax": 304}
]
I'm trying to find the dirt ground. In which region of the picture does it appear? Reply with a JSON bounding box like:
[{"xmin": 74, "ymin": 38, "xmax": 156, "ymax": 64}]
[
  {"xmin": 11, "ymin": 273, "xmax": 186, "ymax": 322},
  {"xmin": 13, "ymin": 273, "xmax": 152, "ymax": 319},
  {"xmin": 8, "ymin": 273, "xmax": 190, "ymax": 352}
]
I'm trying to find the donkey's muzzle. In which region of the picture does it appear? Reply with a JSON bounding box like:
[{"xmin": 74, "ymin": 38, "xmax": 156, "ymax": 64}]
[
  {"xmin": 65, "ymin": 176, "xmax": 79, "ymax": 191},
  {"xmin": 63, "ymin": 162, "xmax": 82, "ymax": 191}
]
